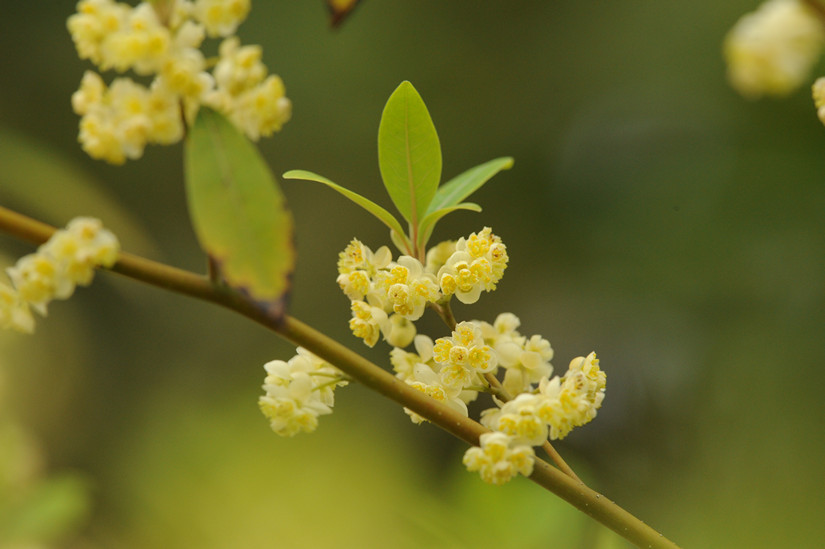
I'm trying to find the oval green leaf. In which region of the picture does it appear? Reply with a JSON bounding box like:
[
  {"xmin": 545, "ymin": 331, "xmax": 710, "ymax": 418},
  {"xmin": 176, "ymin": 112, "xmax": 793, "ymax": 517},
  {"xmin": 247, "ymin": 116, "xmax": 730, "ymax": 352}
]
[
  {"xmin": 417, "ymin": 203, "xmax": 482, "ymax": 250},
  {"xmin": 426, "ymin": 157, "xmax": 514, "ymax": 215},
  {"xmin": 282, "ymin": 169, "xmax": 411, "ymax": 252},
  {"xmin": 185, "ymin": 108, "xmax": 294, "ymax": 315},
  {"xmin": 377, "ymin": 81, "xmax": 442, "ymax": 226}
]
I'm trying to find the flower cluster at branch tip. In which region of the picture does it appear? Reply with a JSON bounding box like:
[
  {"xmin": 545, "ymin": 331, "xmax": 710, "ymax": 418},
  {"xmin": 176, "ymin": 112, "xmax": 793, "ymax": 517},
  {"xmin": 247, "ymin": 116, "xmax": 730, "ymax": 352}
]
[
  {"xmin": 259, "ymin": 224, "xmax": 604, "ymax": 484},
  {"xmin": 1, "ymin": 218, "xmax": 119, "ymax": 334},
  {"xmin": 481, "ymin": 352, "xmax": 605, "ymax": 443},
  {"xmin": 258, "ymin": 347, "xmax": 349, "ymax": 437},
  {"xmin": 724, "ymin": 0, "xmax": 825, "ymax": 99},
  {"xmin": 437, "ymin": 227, "xmax": 508, "ymax": 304},
  {"xmin": 68, "ymin": 0, "xmax": 291, "ymax": 164}
]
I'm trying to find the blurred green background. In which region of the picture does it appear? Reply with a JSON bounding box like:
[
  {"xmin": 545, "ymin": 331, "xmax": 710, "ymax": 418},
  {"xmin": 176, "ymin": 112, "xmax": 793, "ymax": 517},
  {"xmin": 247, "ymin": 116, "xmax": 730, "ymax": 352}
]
[{"xmin": 1, "ymin": 1, "xmax": 824, "ymax": 547}]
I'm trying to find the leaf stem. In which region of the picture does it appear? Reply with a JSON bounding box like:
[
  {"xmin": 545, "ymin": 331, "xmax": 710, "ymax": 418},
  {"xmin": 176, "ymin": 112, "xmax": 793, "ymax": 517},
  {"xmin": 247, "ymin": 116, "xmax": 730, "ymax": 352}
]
[{"xmin": 0, "ymin": 204, "xmax": 680, "ymax": 549}]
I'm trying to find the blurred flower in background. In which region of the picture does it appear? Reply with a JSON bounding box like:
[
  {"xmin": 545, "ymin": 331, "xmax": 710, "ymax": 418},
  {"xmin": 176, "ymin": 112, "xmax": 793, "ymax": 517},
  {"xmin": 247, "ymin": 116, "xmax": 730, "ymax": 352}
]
[{"xmin": 724, "ymin": 0, "xmax": 825, "ymax": 98}]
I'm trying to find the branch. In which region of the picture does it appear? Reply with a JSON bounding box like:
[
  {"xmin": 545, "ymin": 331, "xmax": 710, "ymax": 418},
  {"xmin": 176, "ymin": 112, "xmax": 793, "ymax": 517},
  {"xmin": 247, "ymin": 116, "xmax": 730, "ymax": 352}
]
[{"xmin": 0, "ymin": 205, "xmax": 680, "ymax": 548}]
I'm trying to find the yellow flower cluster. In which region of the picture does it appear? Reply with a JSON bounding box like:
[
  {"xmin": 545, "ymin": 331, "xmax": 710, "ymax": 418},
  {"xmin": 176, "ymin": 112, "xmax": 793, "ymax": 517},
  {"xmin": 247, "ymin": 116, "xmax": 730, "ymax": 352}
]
[
  {"xmin": 479, "ymin": 312, "xmax": 554, "ymax": 396},
  {"xmin": 334, "ymin": 228, "xmax": 507, "ymax": 349},
  {"xmin": 1, "ymin": 218, "xmax": 119, "ymax": 333},
  {"xmin": 67, "ymin": 0, "xmax": 291, "ymax": 164},
  {"xmin": 260, "ymin": 223, "xmax": 604, "ymax": 484},
  {"xmin": 336, "ymin": 239, "xmax": 442, "ymax": 348},
  {"xmin": 724, "ymin": 0, "xmax": 825, "ymax": 98},
  {"xmin": 390, "ymin": 334, "xmax": 478, "ymax": 424},
  {"xmin": 812, "ymin": 77, "xmax": 825, "ymax": 122},
  {"xmin": 432, "ymin": 321, "xmax": 497, "ymax": 390},
  {"xmin": 258, "ymin": 347, "xmax": 348, "ymax": 437},
  {"xmin": 437, "ymin": 227, "xmax": 508, "ymax": 304},
  {"xmin": 481, "ymin": 352, "xmax": 605, "ymax": 443},
  {"xmin": 462, "ymin": 432, "xmax": 535, "ymax": 485}
]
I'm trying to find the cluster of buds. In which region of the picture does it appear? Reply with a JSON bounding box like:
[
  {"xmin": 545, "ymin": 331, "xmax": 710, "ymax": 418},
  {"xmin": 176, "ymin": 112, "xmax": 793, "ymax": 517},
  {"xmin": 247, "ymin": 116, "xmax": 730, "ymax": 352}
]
[
  {"xmin": 0, "ymin": 218, "xmax": 120, "ymax": 333},
  {"xmin": 67, "ymin": 0, "xmax": 291, "ymax": 164},
  {"xmin": 261, "ymin": 225, "xmax": 605, "ymax": 486}
]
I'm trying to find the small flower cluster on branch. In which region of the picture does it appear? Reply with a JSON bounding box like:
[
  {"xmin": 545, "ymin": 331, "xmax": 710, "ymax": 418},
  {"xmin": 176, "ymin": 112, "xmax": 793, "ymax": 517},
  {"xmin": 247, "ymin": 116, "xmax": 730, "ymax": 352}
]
[
  {"xmin": 68, "ymin": 0, "xmax": 291, "ymax": 164},
  {"xmin": 258, "ymin": 347, "xmax": 349, "ymax": 437},
  {"xmin": 336, "ymin": 227, "xmax": 508, "ymax": 348},
  {"xmin": 260, "ymin": 225, "xmax": 604, "ymax": 486},
  {"xmin": 1, "ymin": 218, "xmax": 119, "ymax": 333}
]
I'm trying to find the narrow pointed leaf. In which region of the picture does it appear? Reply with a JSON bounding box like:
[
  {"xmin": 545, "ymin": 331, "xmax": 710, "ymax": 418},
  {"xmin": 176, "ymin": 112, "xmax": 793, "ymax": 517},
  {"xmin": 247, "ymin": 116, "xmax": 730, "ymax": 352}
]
[
  {"xmin": 282, "ymin": 169, "xmax": 411, "ymax": 250},
  {"xmin": 378, "ymin": 81, "xmax": 442, "ymax": 226},
  {"xmin": 185, "ymin": 108, "xmax": 294, "ymax": 315},
  {"xmin": 417, "ymin": 203, "xmax": 482, "ymax": 250},
  {"xmin": 426, "ymin": 157, "xmax": 514, "ymax": 215}
]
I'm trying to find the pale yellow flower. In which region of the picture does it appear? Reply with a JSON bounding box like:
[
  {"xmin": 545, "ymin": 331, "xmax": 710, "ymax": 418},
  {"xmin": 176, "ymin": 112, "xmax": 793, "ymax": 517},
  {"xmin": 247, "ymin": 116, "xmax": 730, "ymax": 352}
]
[
  {"xmin": 193, "ymin": 0, "xmax": 251, "ymax": 38},
  {"xmin": 258, "ymin": 348, "xmax": 347, "ymax": 436},
  {"xmin": 0, "ymin": 282, "xmax": 35, "ymax": 334},
  {"xmin": 68, "ymin": 0, "xmax": 290, "ymax": 163},
  {"xmin": 463, "ymin": 432, "xmax": 535, "ymax": 485},
  {"xmin": 724, "ymin": 0, "xmax": 825, "ymax": 98}
]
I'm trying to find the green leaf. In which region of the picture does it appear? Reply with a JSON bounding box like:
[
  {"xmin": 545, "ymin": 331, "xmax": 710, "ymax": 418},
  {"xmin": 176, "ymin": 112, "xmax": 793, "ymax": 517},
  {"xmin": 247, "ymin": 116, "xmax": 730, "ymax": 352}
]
[
  {"xmin": 426, "ymin": 157, "xmax": 514, "ymax": 215},
  {"xmin": 185, "ymin": 108, "xmax": 294, "ymax": 314},
  {"xmin": 377, "ymin": 81, "xmax": 442, "ymax": 226},
  {"xmin": 417, "ymin": 203, "xmax": 481, "ymax": 250},
  {"xmin": 282, "ymin": 169, "xmax": 412, "ymax": 252}
]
